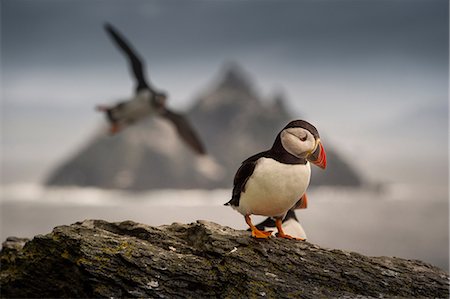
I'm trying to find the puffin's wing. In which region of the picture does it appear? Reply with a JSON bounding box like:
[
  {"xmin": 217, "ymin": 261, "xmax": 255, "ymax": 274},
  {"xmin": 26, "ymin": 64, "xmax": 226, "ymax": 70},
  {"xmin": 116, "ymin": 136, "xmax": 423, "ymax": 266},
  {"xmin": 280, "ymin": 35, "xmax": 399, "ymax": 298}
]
[
  {"xmin": 161, "ymin": 109, "xmax": 206, "ymax": 155},
  {"xmin": 104, "ymin": 23, "xmax": 150, "ymax": 92},
  {"xmin": 226, "ymin": 153, "xmax": 265, "ymax": 207}
]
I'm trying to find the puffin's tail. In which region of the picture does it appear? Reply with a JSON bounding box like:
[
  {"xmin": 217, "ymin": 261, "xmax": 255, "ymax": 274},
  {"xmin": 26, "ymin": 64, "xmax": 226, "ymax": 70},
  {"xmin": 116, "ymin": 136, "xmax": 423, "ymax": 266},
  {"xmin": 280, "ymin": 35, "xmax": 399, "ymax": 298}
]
[
  {"xmin": 223, "ymin": 200, "xmax": 232, "ymax": 206},
  {"xmin": 224, "ymin": 196, "xmax": 239, "ymax": 207}
]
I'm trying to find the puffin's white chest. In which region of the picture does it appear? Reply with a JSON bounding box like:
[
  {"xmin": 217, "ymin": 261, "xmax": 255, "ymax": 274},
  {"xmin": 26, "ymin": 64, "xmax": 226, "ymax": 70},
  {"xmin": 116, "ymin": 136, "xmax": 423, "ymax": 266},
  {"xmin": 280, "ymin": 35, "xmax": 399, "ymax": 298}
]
[{"xmin": 237, "ymin": 158, "xmax": 311, "ymax": 217}]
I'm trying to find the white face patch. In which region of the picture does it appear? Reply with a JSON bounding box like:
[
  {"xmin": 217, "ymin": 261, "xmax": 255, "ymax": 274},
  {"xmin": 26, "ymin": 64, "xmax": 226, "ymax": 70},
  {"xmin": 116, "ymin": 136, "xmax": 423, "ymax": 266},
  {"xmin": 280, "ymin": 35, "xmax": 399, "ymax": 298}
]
[{"xmin": 280, "ymin": 127, "xmax": 315, "ymax": 158}]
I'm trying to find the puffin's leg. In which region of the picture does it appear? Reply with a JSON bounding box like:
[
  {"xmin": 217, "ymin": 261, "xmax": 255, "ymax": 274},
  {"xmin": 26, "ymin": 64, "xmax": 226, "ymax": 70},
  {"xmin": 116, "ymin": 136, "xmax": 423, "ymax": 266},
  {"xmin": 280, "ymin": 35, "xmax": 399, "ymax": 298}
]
[
  {"xmin": 275, "ymin": 217, "xmax": 305, "ymax": 241},
  {"xmin": 245, "ymin": 215, "xmax": 272, "ymax": 239},
  {"xmin": 109, "ymin": 122, "xmax": 121, "ymax": 134}
]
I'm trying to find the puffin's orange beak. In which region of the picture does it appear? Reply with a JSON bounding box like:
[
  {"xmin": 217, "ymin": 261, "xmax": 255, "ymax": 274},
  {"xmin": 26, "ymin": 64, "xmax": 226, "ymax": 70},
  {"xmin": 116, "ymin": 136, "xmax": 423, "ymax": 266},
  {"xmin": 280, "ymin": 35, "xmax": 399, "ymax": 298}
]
[{"xmin": 308, "ymin": 140, "xmax": 327, "ymax": 169}]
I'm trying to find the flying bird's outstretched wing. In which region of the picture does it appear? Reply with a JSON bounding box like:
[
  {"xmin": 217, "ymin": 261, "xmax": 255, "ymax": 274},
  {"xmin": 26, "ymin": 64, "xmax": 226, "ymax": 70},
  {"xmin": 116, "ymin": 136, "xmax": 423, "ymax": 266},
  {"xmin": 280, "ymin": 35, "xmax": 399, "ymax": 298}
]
[
  {"xmin": 104, "ymin": 23, "xmax": 151, "ymax": 92},
  {"xmin": 161, "ymin": 109, "xmax": 206, "ymax": 155}
]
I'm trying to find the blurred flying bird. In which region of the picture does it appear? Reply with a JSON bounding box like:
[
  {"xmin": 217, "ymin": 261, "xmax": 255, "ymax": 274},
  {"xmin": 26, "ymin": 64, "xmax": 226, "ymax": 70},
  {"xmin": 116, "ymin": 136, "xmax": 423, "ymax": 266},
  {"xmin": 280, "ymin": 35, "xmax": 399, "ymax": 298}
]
[
  {"xmin": 225, "ymin": 120, "xmax": 326, "ymax": 240},
  {"xmin": 96, "ymin": 23, "xmax": 206, "ymax": 155}
]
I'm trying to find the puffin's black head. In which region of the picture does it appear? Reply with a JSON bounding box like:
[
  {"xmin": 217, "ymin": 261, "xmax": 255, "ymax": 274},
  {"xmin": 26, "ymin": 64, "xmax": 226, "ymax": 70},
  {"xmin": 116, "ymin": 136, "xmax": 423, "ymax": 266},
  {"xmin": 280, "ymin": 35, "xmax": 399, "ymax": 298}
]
[
  {"xmin": 276, "ymin": 119, "xmax": 327, "ymax": 169},
  {"xmin": 283, "ymin": 120, "xmax": 320, "ymax": 138}
]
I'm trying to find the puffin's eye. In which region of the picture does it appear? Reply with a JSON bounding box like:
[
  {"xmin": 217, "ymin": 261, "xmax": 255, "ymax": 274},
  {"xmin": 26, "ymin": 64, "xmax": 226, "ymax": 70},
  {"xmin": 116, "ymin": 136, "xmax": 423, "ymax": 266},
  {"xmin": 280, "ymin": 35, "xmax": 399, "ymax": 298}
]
[{"xmin": 300, "ymin": 135, "xmax": 307, "ymax": 142}]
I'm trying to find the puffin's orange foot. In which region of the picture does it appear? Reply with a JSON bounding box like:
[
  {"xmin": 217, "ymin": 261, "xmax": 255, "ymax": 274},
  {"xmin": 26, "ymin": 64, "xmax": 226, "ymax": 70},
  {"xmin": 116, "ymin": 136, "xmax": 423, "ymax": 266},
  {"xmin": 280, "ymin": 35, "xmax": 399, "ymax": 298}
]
[
  {"xmin": 275, "ymin": 233, "xmax": 305, "ymax": 241},
  {"xmin": 251, "ymin": 229, "xmax": 273, "ymax": 239},
  {"xmin": 245, "ymin": 215, "xmax": 272, "ymax": 239}
]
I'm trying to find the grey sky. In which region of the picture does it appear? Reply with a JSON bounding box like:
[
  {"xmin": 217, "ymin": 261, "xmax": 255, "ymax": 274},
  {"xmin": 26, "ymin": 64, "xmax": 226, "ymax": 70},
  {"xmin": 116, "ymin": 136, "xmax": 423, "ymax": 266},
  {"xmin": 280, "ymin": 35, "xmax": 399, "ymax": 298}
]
[
  {"xmin": 1, "ymin": 0, "xmax": 448, "ymax": 185},
  {"xmin": 2, "ymin": 0, "xmax": 448, "ymax": 64}
]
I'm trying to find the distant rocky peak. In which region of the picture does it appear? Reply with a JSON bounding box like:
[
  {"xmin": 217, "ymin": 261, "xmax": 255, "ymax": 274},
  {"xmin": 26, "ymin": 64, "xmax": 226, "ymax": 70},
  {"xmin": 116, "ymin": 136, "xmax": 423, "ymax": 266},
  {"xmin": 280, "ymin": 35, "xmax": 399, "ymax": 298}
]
[
  {"xmin": 191, "ymin": 62, "xmax": 259, "ymax": 111},
  {"xmin": 269, "ymin": 92, "xmax": 291, "ymax": 118},
  {"xmin": 215, "ymin": 62, "xmax": 254, "ymax": 93},
  {"xmin": 272, "ymin": 92, "xmax": 287, "ymax": 109}
]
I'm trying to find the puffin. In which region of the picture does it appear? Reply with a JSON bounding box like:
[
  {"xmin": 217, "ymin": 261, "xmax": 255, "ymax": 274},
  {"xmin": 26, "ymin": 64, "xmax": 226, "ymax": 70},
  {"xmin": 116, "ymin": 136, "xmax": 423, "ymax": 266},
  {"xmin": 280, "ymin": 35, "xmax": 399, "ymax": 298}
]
[
  {"xmin": 252, "ymin": 198, "xmax": 308, "ymax": 240},
  {"xmin": 225, "ymin": 120, "xmax": 326, "ymax": 240},
  {"xmin": 97, "ymin": 23, "xmax": 206, "ymax": 155}
]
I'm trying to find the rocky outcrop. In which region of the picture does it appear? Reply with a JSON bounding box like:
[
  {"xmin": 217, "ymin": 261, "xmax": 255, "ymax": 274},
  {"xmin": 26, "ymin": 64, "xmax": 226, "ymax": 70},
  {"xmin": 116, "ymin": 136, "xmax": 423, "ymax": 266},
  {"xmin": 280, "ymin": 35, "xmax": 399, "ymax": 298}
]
[
  {"xmin": 1, "ymin": 220, "xmax": 448, "ymax": 298},
  {"xmin": 46, "ymin": 64, "xmax": 362, "ymax": 190}
]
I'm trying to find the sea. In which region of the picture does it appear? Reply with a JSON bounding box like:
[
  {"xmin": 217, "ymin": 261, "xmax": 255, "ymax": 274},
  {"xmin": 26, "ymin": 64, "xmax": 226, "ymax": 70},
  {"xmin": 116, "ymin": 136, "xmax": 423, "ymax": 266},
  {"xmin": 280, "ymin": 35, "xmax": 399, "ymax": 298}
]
[{"xmin": 1, "ymin": 183, "xmax": 448, "ymax": 272}]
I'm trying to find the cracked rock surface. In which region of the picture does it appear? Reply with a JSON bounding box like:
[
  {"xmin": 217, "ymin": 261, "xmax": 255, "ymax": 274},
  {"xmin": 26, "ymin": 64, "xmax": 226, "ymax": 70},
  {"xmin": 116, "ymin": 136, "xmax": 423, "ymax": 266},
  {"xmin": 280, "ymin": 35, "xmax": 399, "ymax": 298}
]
[{"xmin": 1, "ymin": 220, "xmax": 448, "ymax": 298}]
